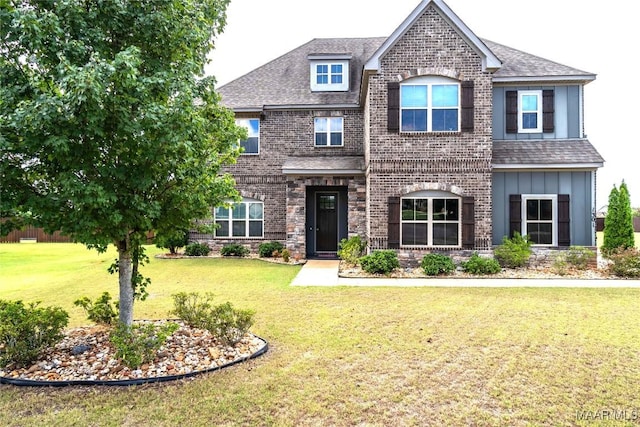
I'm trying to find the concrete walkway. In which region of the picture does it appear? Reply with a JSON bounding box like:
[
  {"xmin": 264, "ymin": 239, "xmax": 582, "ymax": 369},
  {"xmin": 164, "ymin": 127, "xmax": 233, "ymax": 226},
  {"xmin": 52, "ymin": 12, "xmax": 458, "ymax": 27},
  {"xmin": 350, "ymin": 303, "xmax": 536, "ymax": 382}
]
[{"xmin": 290, "ymin": 259, "xmax": 640, "ymax": 288}]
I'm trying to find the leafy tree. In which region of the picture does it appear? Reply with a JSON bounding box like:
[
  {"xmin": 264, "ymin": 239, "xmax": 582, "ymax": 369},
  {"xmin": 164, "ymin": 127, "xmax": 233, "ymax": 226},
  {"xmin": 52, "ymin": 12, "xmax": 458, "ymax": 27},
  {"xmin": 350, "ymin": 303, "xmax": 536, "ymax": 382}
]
[
  {"xmin": 0, "ymin": 1, "xmax": 244, "ymax": 325},
  {"xmin": 603, "ymin": 182, "xmax": 635, "ymax": 254}
]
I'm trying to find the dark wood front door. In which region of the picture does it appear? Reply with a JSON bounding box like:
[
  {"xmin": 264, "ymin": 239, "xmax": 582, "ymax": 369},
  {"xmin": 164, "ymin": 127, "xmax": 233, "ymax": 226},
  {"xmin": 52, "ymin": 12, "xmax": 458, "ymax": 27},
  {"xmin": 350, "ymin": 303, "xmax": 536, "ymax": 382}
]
[{"xmin": 316, "ymin": 193, "xmax": 338, "ymax": 252}]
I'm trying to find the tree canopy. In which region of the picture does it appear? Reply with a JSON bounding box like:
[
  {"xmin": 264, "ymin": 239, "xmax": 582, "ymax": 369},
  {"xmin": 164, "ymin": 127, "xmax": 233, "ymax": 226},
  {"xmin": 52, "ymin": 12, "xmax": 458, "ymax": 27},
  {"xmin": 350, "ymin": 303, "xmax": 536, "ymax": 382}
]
[{"xmin": 0, "ymin": 0, "xmax": 244, "ymax": 325}]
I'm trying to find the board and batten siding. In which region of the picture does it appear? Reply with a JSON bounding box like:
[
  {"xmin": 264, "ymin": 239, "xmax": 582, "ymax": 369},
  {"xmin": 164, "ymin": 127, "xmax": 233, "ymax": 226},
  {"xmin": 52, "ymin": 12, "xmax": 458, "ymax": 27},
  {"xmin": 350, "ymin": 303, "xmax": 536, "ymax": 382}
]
[
  {"xmin": 492, "ymin": 85, "xmax": 582, "ymax": 140},
  {"xmin": 492, "ymin": 171, "xmax": 595, "ymax": 246}
]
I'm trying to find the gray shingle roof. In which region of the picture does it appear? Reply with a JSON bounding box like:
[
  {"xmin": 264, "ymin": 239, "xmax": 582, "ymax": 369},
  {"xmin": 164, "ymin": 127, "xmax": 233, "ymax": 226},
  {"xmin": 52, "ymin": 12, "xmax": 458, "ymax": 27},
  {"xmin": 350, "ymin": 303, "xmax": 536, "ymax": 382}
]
[
  {"xmin": 485, "ymin": 40, "xmax": 595, "ymax": 82},
  {"xmin": 218, "ymin": 37, "xmax": 595, "ymax": 110},
  {"xmin": 492, "ymin": 140, "xmax": 604, "ymax": 168},
  {"xmin": 217, "ymin": 38, "xmax": 385, "ymax": 110}
]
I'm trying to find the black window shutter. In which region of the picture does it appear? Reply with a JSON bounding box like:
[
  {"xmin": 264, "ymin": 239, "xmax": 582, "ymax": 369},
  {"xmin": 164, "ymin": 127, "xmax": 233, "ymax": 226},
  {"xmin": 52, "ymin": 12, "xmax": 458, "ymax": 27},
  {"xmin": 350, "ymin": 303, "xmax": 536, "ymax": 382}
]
[
  {"xmin": 388, "ymin": 196, "xmax": 400, "ymax": 249},
  {"xmin": 461, "ymin": 81, "xmax": 474, "ymax": 132},
  {"xmin": 509, "ymin": 194, "xmax": 522, "ymax": 237},
  {"xmin": 505, "ymin": 91, "xmax": 518, "ymax": 134},
  {"xmin": 558, "ymin": 194, "xmax": 570, "ymax": 246},
  {"xmin": 542, "ymin": 89, "xmax": 555, "ymax": 133},
  {"xmin": 462, "ymin": 196, "xmax": 475, "ymax": 248},
  {"xmin": 387, "ymin": 82, "xmax": 400, "ymax": 132}
]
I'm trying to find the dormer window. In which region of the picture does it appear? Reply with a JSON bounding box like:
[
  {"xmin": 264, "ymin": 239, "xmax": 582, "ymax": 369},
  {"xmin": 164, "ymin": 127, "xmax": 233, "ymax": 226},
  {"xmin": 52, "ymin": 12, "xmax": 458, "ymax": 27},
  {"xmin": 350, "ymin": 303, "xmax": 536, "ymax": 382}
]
[{"xmin": 309, "ymin": 54, "xmax": 350, "ymax": 92}]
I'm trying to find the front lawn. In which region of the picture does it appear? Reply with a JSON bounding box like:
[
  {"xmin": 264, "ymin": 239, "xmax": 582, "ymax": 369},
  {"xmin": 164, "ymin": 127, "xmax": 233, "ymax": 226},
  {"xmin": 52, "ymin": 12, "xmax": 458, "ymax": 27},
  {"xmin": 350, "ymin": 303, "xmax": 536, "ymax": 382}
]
[{"xmin": 1, "ymin": 244, "xmax": 639, "ymax": 426}]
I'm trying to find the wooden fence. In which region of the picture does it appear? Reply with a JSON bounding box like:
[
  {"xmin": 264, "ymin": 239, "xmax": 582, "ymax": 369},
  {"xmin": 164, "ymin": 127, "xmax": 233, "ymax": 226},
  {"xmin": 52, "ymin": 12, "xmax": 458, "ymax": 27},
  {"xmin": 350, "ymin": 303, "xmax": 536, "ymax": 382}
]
[
  {"xmin": 596, "ymin": 217, "xmax": 640, "ymax": 232},
  {"xmin": 0, "ymin": 226, "xmax": 72, "ymax": 243}
]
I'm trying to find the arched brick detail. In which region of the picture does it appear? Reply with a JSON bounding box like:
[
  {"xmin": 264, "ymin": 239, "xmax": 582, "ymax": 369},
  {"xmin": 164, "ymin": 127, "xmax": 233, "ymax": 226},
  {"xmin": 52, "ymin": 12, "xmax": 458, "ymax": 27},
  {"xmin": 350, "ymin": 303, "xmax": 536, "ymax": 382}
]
[
  {"xmin": 396, "ymin": 68, "xmax": 461, "ymax": 81},
  {"xmin": 398, "ymin": 182, "xmax": 465, "ymax": 196},
  {"xmin": 239, "ymin": 191, "xmax": 266, "ymax": 202}
]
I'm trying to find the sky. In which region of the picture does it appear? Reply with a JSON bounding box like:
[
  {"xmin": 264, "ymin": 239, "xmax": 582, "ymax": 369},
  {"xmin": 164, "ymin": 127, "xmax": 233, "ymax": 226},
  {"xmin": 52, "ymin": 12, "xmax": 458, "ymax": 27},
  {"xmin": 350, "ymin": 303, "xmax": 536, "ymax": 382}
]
[{"xmin": 206, "ymin": 0, "xmax": 639, "ymax": 209}]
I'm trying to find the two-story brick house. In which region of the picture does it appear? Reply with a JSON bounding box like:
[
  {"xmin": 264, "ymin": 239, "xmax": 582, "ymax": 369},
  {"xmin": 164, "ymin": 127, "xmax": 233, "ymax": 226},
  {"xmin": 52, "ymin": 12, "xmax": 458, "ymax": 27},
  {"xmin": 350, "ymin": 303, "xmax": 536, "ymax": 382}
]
[{"xmin": 196, "ymin": 0, "xmax": 604, "ymax": 262}]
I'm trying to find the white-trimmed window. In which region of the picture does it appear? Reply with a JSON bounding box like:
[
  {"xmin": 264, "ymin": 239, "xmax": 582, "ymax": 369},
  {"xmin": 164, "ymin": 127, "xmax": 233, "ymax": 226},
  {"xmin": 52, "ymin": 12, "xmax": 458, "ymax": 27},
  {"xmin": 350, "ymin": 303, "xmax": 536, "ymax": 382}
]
[
  {"xmin": 310, "ymin": 60, "xmax": 349, "ymax": 92},
  {"xmin": 314, "ymin": 117, "xmax": 343, "ymax": 146},
  {"xmin": 400, "ymin": 76, "xmax": 460, "ymax": 132},
  {"xmin": 401, "ymin": 196, "xmax": 461, "ymax": 247},
  {"xmin": 215, "ymin": 199, "xmax": 264, "ymax": 238},
  {"xmin": 518, "ymin": 90, "xmax": 542, "ymax": 133},
  {"xmin": 236, "ymin": 118, "xmax": 259, "ymax": 155},
  {"xmin": 522, "ymin": 194, "xmax": 557, "ymax": 246}
]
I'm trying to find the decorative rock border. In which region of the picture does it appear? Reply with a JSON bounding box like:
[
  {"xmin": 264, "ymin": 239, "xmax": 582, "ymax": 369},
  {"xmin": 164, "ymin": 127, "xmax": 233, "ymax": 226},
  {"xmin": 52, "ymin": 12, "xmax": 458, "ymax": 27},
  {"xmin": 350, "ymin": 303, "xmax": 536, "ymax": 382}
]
[{"xmin": 0, "ymin": 325, "xmax": 269, "ymax": 387}]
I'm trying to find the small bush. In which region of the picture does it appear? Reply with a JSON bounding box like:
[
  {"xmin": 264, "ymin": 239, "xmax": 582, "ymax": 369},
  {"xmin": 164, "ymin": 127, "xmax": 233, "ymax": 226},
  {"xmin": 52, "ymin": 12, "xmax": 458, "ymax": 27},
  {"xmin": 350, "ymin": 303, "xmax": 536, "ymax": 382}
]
[
  {"xmin": 171, "ymin": 292, "xmax": 255, "ymax": 346},
  {"xmin": 461, "ymin": 253, "xmax": 501, "ymax": 275},
  {"xmin": 110, "ymin": 321, "xmax": 179, "ymax": 369},
  {"xmin": 607, "ymin": 248, "xmax": 640, "ymax": 278},
  {"xmin": 551, "ymin": 254, "xmax": 569, "ymax": 276},
  {"xmin": 74, "ymin": 292, "xmax": 118, "ymax": 325},
  {"xmin": 154, "ymin": 229, "xmax": 189, "ymax": 255},
  {"xmin": 258, "ymin": 241, "xmax": 284, "ymax": 258},
  {"xmin": 281, "ymin": 248, "xmax": 290, "ymax": 263},
  {"xmin": 337, "ymin": 236, "xmax": 366, "ymax": 265},
  {"xmin": 421, "ymin": 253, "xmax": 455, "ymax": 276},
  {"xmin": 184, "ymin": 242, "xmax": 211, "ymax": 256},
  {"xmin": 209, "ymin": 302, "xmax": 255, "ymax": 346},
  {"xmin": 0, "ymin": 300, "xmax": 69, "ymax": 368},
  {"xmin": 220, "ymin": 244, "xmax": 250, "ymax": 257},
  {"xmin": 564, "ymin": 246, "xmax": 594, "ymax": 270},
  {"xmin": 494, "ymin": 232, "xmax": 532, "ymax": 268},
  {"xmin": 359, "ymin": 250, "xmax": 400, "ymax": 275}
]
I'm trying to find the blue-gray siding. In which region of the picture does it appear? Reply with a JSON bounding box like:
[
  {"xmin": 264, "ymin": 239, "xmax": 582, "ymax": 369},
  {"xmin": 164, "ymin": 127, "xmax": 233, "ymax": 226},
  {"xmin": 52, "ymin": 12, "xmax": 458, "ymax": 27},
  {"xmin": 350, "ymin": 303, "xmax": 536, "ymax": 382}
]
[
  {"xmin": 492, "ymin": 86, "xmax": 582, "ymax": 140},
  {"xmin": 492, "ymin": 171, "xmax": 594, "ymax": 246}
]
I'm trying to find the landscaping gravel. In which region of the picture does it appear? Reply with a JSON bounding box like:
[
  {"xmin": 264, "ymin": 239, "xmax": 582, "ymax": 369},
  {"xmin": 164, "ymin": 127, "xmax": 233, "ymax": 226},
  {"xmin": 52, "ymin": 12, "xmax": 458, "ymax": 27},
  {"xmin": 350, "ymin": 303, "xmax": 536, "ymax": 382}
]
[{"xmin": 0, "ymin": 320, "xmax": 266, "ymax": 385}]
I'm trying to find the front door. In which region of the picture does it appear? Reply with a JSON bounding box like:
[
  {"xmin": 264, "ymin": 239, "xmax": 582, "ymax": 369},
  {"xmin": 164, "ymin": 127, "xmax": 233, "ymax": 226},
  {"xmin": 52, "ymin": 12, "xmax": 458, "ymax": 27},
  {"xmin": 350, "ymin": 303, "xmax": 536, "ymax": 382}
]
[{"xmin": 316, "ymin": 193, "xmax": 338, "ymax": 252}]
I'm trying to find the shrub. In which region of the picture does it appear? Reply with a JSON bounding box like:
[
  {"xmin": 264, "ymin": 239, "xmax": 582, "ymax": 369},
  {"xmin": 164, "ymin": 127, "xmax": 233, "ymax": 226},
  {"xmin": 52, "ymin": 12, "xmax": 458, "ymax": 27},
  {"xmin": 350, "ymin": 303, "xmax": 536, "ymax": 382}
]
[
  {"xmin": 171, "ymin": 292, "xmax": 255, "ymax": 346},
  {"xmin": 281, "ymin": 248, "xmax": 290, "ymax": 263},
  {"xmin": 494, "ymin": 232, "xmax": 532, "ymax": 268},
  {"xmin": 420, "ymin": 253, "xmax": 455, "ymax": 276},
  {"xmin": 551, "ymin": 254, "xmax": 569, "ymax": 276},
  {"xmin": 607, "ymin": 248, "xmax": 640, "ymax": 278},
  {"xmin": 110, "ymin": 321, "xmax": 179, "ymax": 369},
  {"xmin": 74, "ymin": 292, "xmax": 118, "ymax": 325},
  {"xmin": 154, "ymin": 229, "xmax": 189, "ymax": 255},
  {"xmin": 220, "ymin": 243, "xmax": 250, "ymax": 257},
  {"xmin": 359, "ymin": 250, "xmax": 400, "ymax": 275},
  {"xmin": 209, "ymin": 302, "xmax": 255, "ymax": 346},
  {"xmin": 0, "ymin": 300, "xmax": 69, "ymax": 368},
  {"xmin": 564, "ymin": 246, "xmax": 594, "ymax": 270},
  {"xmin": 461, "ymin": 253, "xmax": 501, "ymax": 275},
  {"xmin": 258, "ymin": 241, "xmax": 284, "ymax": 258},
  {"xmin": 337, "ymin": 236, "xmax": 366, "ymax": 265},
  {"xmin": 184, "ymin": 242, "xmax": 211, "ymax": 256},
  {"xmin": 602, "ymin": 182, "xmax": 635, "ymax": 256}
]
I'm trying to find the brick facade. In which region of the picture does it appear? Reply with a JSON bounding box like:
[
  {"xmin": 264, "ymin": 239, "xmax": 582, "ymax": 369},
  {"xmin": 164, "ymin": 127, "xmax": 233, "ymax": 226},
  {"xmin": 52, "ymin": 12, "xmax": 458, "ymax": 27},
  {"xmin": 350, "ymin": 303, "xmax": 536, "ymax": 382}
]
[
  {"xmin": 365, "ymin": 6, "xmax": 494, "ymax": 257},
  {"xmin": 198, "ymin": 4, "xmax": 496, "ymax": 259}
]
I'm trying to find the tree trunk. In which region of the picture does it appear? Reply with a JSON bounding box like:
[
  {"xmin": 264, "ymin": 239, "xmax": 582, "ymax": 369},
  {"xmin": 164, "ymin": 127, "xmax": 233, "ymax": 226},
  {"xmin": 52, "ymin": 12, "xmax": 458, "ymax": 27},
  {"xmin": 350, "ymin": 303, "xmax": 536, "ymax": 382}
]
[{"xmin": 117, "ymin": 242, "xmax": 135, "ymax": 326}]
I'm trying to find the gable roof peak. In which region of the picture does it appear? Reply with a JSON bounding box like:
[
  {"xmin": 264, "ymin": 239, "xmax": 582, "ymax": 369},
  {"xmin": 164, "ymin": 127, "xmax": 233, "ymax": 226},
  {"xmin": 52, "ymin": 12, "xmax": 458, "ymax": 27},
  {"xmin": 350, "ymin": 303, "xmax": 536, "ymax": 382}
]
[{"xmin": 364, "ymin": 0, "xmax": 501, "ymax": 73}]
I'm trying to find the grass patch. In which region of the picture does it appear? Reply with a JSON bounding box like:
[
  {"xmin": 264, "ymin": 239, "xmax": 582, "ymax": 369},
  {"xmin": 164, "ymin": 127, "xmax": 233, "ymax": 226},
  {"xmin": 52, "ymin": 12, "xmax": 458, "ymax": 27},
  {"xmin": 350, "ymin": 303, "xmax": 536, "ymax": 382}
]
[{"xmin": 1, "ymin": 244, "xmax": 640, "ymax": 426}]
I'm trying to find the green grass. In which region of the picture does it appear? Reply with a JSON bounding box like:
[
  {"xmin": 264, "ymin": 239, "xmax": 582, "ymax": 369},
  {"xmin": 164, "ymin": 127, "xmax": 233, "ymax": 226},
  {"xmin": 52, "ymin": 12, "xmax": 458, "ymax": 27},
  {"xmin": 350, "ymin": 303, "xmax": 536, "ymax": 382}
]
[
  {"xmin": 1, "ymin": 244, "xmax": 640, "ymax": 426},
  {"xmin": 596, "ymin": 231, "xmax": 640, "ymax": 249}
]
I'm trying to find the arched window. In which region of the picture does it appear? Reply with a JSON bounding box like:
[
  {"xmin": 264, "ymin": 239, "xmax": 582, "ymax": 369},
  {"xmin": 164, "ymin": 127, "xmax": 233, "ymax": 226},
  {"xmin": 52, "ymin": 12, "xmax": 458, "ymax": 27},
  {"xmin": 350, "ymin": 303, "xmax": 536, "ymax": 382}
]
[{"xmin": 400, "ymin": 76, "xmax": 460, "ymax": 132}]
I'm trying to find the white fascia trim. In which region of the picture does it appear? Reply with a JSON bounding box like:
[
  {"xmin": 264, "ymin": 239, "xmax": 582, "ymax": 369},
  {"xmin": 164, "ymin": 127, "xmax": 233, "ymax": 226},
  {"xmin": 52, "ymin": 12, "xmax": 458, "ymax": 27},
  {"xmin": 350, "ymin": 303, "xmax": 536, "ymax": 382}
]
[
  {"xmin": 308, "ymin": 54, "xmax": 353, "ymax": 60},
  {"xmin": 492, "ymin": 163, "xmax": 603, "ymax": 170},
  {"xmin": 364, "ymin": 0, "xmax": 501, "ymax": 72},
  {"xmin": 493, "ymin": 75, "xmax": 596, "ymax": 84}
]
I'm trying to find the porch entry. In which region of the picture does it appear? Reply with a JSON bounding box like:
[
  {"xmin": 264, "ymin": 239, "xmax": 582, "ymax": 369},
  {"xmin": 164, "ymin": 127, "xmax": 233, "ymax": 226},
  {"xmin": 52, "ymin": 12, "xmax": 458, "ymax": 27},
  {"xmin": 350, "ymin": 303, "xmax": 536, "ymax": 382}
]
[{"xmin": 305, "ymin": 186, "xmax": 348, "ymax": 258}]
